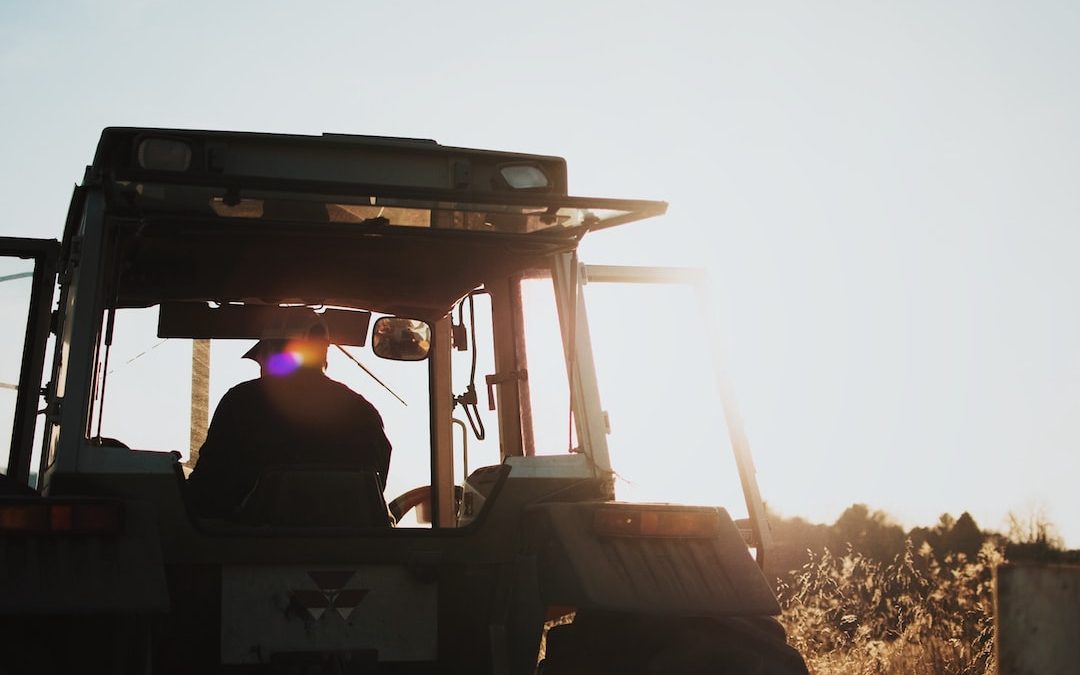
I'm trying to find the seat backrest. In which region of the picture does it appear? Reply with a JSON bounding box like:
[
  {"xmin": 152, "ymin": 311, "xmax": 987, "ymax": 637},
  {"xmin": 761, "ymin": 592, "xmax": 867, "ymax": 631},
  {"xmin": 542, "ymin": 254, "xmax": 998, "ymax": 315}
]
[{"xmin": 237, "ymin": 466, "xmax": 394, "ymax": 528}]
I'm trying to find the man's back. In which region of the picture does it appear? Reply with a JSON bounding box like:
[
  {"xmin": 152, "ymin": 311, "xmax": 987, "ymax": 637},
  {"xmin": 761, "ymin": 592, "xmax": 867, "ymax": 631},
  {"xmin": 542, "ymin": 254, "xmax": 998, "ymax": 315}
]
[{"xmin": 186, "ymin": 370, "xmax": 391, "ymax": 518}]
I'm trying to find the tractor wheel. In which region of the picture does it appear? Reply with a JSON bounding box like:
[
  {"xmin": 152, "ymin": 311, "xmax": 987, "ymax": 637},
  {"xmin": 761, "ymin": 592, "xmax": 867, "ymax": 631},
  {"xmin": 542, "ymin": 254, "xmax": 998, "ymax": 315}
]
[{"xmin": 538, "ymin": 612, "xmax": 808, "ymax": 675}]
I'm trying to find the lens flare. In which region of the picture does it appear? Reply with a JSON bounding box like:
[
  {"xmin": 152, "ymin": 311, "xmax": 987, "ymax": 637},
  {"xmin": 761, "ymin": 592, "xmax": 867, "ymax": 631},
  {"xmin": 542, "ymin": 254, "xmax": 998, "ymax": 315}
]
[{"xmin": 266, "ymin": 351, "xmax": 303, "ymax": 377}]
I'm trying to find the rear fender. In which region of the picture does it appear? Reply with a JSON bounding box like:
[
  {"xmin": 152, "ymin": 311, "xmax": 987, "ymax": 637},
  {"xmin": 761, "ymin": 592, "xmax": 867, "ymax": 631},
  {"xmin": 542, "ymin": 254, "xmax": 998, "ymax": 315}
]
[{"xmin": 524, "ymin": 502, "xmax": 779, "ymax": 616}]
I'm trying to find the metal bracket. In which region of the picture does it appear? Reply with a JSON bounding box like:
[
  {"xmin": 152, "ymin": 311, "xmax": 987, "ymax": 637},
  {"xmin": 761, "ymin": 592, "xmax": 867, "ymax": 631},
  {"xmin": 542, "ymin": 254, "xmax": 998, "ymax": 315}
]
[{"xmin": 484, "ymin": 370, "xmax": 528, "ymax": 411}]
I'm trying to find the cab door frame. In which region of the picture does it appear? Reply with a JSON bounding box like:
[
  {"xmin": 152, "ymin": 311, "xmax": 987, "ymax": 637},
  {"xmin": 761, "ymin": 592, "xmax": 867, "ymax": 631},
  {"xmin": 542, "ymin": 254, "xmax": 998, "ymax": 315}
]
[
  {"xmin": 0, "ymin": 236, "xmax": 59, "ymax": 488},
  {"xmin": 573, "ymin": 262, "xmax": 775, "ymax": 567}
]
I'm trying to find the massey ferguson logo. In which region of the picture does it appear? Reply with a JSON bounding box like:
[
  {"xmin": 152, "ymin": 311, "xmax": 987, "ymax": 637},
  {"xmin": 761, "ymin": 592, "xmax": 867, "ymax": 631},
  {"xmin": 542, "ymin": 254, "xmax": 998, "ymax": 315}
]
[{"xmin": 289, "ymin": 570, "xmax": 369, "ymax": 621}]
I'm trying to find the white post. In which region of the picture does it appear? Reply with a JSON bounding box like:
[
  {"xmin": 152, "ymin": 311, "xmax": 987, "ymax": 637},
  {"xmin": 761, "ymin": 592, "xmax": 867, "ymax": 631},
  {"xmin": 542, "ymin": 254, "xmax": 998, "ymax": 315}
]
[{"xmin": 187, "ymin": 339, "xmax": 210, "ymax": 467}]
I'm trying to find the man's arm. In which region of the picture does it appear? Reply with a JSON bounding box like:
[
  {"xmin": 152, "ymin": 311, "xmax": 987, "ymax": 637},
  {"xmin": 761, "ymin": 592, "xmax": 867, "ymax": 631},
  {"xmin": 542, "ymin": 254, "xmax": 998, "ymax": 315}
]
[
  {"xmin": 354, "ymin": 396, "xmax": 392, "ymax": 490},
  {"xmin": 374, "ymin": 424, "xmax": 391, "ymax": 490},
  {"xmin": 185, "ymin": 389, "xmax": 252, "ymax": 517}
]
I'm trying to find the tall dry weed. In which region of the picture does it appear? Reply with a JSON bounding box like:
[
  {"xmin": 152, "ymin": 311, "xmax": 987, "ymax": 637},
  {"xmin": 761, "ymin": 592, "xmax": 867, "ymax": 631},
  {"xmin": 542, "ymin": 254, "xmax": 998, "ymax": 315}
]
[{"xmin": 776, "ymin": 540, "xmax": 1002, "ymax": 675}]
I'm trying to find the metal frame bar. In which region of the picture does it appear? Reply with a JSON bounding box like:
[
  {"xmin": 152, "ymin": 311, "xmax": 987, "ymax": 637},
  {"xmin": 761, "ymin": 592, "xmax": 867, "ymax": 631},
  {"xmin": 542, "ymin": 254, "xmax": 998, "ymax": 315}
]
[
  {"xmin": 552, "ymin": 254, "xmax": 612, "ymax": 485},
  {"xmin": 508, "ymin": 275, "xmax": 535, "ymax": 457},
  {"xmin": 488, "ymin": 278, "xmax": 525, "ymax": 460},
  {"xmin": 429, "ymin": 318, "xmax": 455, "ymax": 528},
  {"xmin": 49, "ymin": 191, "xmax": 110, "ymax": 479},
  {"xmin": 105, "ymin": 172, "xmax": 668, "ymax": 235}
]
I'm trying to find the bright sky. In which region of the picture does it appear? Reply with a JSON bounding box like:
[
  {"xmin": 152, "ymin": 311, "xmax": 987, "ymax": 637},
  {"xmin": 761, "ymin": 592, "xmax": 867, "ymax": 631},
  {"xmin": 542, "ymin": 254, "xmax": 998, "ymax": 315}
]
[{"xmin": 2, "ymin": 1, "xmax": 1078, "ymax": 546}]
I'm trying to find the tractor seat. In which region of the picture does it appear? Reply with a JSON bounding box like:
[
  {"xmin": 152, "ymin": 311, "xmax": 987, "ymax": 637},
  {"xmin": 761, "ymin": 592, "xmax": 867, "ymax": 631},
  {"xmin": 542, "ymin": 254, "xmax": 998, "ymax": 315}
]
[{"xmin": 235, "ymin": 466, "xmax": 394, "ymax": 528}]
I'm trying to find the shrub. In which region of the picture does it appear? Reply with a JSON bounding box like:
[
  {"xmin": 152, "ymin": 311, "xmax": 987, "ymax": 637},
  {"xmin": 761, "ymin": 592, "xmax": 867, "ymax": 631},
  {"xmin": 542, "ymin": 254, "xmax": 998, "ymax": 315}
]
[{"xmin": 776, "ymin": 540, "xmax": 1001, "ymax": 675}]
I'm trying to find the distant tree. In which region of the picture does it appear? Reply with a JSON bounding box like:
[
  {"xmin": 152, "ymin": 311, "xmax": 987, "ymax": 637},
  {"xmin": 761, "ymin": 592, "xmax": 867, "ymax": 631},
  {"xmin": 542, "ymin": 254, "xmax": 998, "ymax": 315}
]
[
  {"xmin": 829, "ymin": 503, "xmax": 905, "ymax": 561},
  {"xmin": 907, "ymin": 525, "xmax": 940, "ymax": 553},
  {"xmin": 944, "ymin": 512, "xmax": 983, "ymax": 557},
  {"xmin": 904, "ymin": 512, "xmax": 987, "ymax": 557}
]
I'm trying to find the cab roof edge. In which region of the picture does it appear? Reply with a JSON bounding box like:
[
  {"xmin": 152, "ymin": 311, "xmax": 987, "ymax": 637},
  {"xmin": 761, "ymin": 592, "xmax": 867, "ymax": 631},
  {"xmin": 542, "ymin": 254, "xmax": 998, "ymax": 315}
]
[{"xmin": 321, "ymin": 132, "xmax": 439, "ymax": 145}]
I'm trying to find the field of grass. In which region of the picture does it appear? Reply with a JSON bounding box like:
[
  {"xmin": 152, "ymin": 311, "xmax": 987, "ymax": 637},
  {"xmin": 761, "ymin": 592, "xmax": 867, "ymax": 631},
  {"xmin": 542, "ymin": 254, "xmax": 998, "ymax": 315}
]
[{"xmin": 776, "ymin": 542, "xmax": 1001, "ymax": 675}]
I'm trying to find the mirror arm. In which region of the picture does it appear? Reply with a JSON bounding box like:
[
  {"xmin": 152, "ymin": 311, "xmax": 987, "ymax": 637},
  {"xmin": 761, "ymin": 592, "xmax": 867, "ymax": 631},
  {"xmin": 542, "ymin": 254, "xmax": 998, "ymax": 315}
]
[{"xmin": 335, "ymin": 344, "xmax": 407, "ymax": 406}]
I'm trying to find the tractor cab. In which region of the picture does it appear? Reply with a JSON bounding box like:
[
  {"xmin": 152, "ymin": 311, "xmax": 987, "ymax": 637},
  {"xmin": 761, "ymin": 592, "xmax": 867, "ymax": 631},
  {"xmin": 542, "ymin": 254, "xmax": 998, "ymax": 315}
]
[
  {"xmin": 0, "ymin": 128, "xmax": 803, "ymax": 675},
  {"xmin": 47, "ymin": 129, "xmax": 669, "ymax": 524}
]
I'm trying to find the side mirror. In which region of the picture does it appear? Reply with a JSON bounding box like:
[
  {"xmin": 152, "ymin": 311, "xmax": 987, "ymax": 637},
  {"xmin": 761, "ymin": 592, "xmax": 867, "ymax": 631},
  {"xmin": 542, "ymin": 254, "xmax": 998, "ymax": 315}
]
[{"xmin": 371, "ymin": 317, "xmax": 432, "ymax": 361}]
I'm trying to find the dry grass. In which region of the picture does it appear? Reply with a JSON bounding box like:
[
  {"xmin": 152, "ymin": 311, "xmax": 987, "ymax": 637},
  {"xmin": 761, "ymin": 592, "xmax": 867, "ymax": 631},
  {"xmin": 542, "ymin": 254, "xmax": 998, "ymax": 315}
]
[{"xmin": 776, "ymin": 540, "xmax": 1002, "ymax": 675}]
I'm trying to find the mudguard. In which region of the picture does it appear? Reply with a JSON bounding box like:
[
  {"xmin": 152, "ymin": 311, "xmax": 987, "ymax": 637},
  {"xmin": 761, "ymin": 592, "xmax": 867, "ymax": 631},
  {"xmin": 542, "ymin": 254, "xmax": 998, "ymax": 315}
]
[{"xmin": 525, "ymin": 502, "xmax": 780, "ymax": 616}]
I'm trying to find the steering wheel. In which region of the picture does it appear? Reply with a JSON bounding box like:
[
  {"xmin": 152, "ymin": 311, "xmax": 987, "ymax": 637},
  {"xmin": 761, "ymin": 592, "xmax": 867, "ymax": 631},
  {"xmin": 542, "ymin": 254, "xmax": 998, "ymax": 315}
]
[{"xmin": 388, "ymin": 485, "xmax": 464, "ymax": 522}]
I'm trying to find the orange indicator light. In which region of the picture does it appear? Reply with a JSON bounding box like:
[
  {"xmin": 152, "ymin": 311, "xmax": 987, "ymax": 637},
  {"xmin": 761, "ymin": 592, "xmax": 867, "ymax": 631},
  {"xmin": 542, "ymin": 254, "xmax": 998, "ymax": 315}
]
[{"xmin": 592, "ymin": 508, "xmax": 718, "ymax": 538}]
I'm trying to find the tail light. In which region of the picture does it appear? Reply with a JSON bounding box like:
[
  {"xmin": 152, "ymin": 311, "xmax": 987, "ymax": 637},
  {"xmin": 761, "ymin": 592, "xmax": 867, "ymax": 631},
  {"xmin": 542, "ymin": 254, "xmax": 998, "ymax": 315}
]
[
  {"xmin": 0, "ymin": 500, "xmax": 123, "ymax": 535},
  {"xmin": 592, "ymin": 507, "xmax": 719, "ymax": 539}
]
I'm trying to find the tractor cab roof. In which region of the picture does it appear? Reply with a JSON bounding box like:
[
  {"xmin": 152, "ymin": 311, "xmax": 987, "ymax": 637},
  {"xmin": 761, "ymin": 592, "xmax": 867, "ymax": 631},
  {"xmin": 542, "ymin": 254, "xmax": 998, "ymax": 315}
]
[
  {"xmin": 87, "ymin": 128, "xmax": 668, "ymax": 320},
  {"xmin": 92, "ymin": 127, "xmax": 666, "ymax": 237}
]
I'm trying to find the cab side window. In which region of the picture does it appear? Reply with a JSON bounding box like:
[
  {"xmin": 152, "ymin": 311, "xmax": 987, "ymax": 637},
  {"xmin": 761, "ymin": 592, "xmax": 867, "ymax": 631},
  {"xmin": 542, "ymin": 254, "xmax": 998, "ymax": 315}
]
[
  {"xmin": 0, "ymin": 257, "xmax": 35, "ymax": 477},
  {"xmin": 0, "ymin": 244, "xmax": 57, "ymax": 490}
]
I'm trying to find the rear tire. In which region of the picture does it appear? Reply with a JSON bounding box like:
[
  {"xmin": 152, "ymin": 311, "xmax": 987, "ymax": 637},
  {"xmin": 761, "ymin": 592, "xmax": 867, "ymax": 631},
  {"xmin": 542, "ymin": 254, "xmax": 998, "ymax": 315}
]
[{"xmin": 539, "ymin": 612, "xmax": 808, "ymax": 675}]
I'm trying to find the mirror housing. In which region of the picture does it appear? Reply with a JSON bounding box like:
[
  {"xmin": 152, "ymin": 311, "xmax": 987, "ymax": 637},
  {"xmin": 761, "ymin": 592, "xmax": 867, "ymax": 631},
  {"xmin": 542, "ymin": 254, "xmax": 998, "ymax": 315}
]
[{"xmin": 372, "ymin": 317, "xmax": 432, "ymax": 361}]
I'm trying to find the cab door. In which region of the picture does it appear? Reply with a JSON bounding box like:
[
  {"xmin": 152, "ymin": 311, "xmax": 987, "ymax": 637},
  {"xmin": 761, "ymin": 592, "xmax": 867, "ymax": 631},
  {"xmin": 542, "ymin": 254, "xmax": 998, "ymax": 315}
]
[
  {"xmin": 0, "ymin": 237, "xmax": 59, "ymax": 489},
  {"xmin": 572, "ymin": 263, "xmax": 774, "ymax": 565}
]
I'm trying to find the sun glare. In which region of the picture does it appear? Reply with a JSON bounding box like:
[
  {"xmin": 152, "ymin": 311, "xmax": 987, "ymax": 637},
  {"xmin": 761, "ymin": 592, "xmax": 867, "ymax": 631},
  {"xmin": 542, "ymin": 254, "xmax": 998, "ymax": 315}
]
[{"xmin": 265, "ymin": 351, "xmax": 303, "ymax": 377}]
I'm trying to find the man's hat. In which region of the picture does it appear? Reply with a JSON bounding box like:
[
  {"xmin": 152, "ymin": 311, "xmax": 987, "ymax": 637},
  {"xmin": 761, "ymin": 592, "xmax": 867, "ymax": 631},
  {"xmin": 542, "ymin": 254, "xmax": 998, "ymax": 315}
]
[
  {"xmin": 242, "ymin": 315, "xmax": 330, "ymax": 365},
  {"xmin": 241, "ymin": 338, "xmax": 289, "ymax": 363}
]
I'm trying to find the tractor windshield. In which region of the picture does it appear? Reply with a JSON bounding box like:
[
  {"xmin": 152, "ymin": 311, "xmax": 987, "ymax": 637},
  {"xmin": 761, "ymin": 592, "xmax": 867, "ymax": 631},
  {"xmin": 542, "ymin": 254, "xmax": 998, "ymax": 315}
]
[{"xmin": 91, "ymin": 305, "xmax": 439, "ymax": 506}]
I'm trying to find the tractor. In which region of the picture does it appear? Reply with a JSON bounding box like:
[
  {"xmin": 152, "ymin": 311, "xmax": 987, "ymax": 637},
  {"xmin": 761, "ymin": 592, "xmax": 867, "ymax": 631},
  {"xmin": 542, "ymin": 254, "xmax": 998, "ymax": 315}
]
[{"xmin": 0, "ymin": 128, "xmax": 808, "ymax": 674}]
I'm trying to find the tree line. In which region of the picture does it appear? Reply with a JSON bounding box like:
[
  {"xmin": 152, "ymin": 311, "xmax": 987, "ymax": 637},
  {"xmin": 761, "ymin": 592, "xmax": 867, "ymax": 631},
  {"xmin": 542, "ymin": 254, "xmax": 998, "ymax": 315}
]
[{"xmin": 764, "ymin": 503, "xmax": 1075, "ymax": 580}]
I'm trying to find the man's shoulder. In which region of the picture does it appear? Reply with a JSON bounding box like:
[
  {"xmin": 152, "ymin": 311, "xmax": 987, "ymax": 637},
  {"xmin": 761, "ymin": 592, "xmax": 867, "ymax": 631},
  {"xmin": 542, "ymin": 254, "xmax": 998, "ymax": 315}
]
[
  {"xmin": 219, "ymin": 378, "xmax": 264, "ymax": 403},
  {"xmin": 320, "ymin": 376, "xmax": 379, "ymax": 411},
  {"xmin": 322, "ymin": 376, "xmax": 373, "ymax": 402},
  {"xmin": 227, "ymin": 378, "xmax": 263, "ymax": 395}
]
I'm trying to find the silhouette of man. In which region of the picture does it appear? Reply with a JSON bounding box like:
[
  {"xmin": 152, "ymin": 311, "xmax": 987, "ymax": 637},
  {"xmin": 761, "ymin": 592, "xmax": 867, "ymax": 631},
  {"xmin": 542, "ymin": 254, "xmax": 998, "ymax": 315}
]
[{"xmin": 186, "ymin": 321, "xmax": 391, "ymax": 519}]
